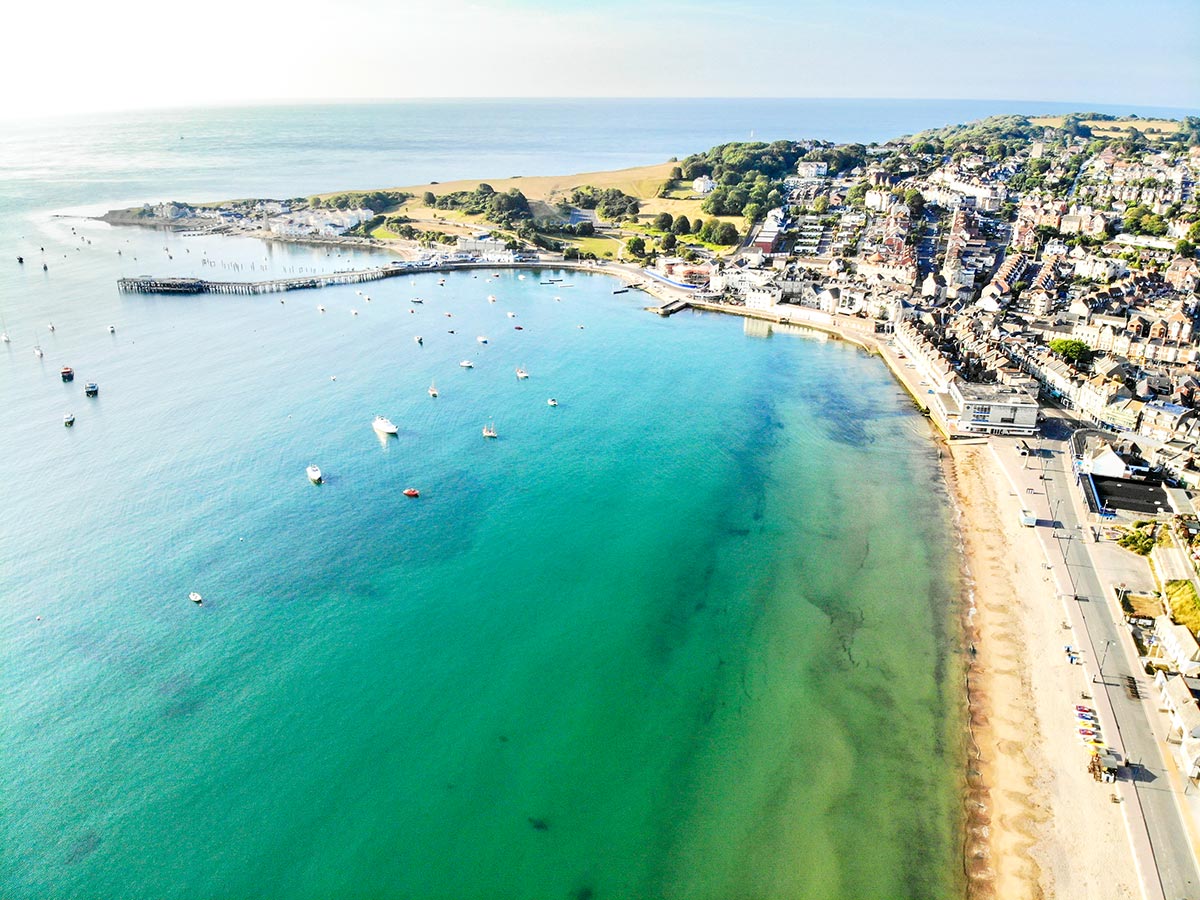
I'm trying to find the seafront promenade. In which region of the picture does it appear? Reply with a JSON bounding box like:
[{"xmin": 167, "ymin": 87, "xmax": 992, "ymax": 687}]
[{"xmin": 991, "ymin": 415, "xmax": 1200, "ymax": 900}]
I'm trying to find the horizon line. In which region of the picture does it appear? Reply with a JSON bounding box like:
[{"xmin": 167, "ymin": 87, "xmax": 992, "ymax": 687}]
[{"xmin": 4, "ymin": 96, "xmax": 1196, "ymax": 126}]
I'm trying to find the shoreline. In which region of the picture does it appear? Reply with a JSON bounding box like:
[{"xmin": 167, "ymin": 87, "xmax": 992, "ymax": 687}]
[{"xmin": 688, "ymin": 299, "xmax": 1142, "ymax": 898}]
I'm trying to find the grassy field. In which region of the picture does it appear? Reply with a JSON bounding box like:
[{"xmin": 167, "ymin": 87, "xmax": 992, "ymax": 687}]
[
  {"xmin": 1030, "ymin": 116, "xmax": 1182, "ymax": 140},
  {"xmin": 564, "ymin": 234, "xmax": 625, "ymax": 258},
  {"xmin": 390, "ymin": 162, "xmax": 675, "ymax": 205}
]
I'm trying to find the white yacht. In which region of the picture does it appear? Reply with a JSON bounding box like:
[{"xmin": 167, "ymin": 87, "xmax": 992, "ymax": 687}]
[
  {"xmin": 477, "ymin": 336, "xmax": 488, "ymax": 344},
  {"xmin": 547, "ymin": 398, "xmax": 558, "ymax": 407},
  {"xmin": 189, "ymin": 592, "xmax": 203, "ymax": 605},
  {"xmin": 306, "ymin": 464, "xmax": 323, "ymax": 484},
  {"xmin": 506, "ymin": 312, "xmax": 516, "ymax": 318},
  {"xmin": 372, "ymin": 415, "xmax": 398, "ymax": 435},
  {"xmin": 459, "ymin": 360, "xmax": 474, "ymax": 368},
  {"xmin": 487, "ymin": 294, "xmax": 496, "ymax": 303},
  {"xmin": 414, "ymin": 335, "xmax": 423, "ymax": 345},
  {"xmin": 515, "ymin": 367, "xmax": 529, "ymax": 379},
  {"xmin": 428, "ymin": 381, "xmax": 438, "ymax": 398}
]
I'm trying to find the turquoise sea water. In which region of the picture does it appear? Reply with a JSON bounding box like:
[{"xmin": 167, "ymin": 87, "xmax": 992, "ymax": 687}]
[{"xmin": 6, "ymin": 97, "xmax": 1172, "ymax": 898}]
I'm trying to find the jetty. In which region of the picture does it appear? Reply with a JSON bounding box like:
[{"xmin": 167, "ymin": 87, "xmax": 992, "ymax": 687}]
[
  {"xmin": 653, "ymin": 300, "xmax": 690, "ymax": 316},
  {"xmin": 118, "ymin": 266, "xmax": 402, "ymax": 295}
]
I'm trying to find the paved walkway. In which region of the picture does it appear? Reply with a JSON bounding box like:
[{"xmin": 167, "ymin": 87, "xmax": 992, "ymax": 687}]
[{"xmin": 991, "ymin": 417, "xmax": 1200, "ymax": 900}]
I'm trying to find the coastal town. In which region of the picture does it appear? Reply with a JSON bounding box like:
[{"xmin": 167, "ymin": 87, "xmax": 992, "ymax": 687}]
[{"xmin": 102, "ymin": 111, "xmax": 1200, "ymax": 900}]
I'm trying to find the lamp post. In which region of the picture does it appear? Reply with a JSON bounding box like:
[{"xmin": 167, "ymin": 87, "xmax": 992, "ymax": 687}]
[{"xmin": 1099, "ymin": 638, "xmax": 1116, "ymax": 673}]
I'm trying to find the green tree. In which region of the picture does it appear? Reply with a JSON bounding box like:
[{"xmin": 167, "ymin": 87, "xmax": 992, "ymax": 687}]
[
  {"xmin": 653, "ymin": 212, "xmax": 673, "ymax": 232},
  {"xmin": 812, "ymin": 195, "xmax": 830, "ymax": 214},
  {"xmin": 1178, "ymin": 240, "xmax": 1197, "ymax": 258},
  {"xmin": 672, "ymin": 215, "xmax": 691, "ymax": 235},
  {"xmin": 670, "ymin": 166, "xmax": 683, "ymax": 181},
  {"xmin": 625, "ymin": 236, "xmax": 646, "ymax": 257},
  {"xmin": 714, "ymin": 222, "xmax": 740, "ymax": 245},
  {"xmin": 574, "ymin": 221, "xmax": 594, "ymax": 237},
  {"xmin": 422, "ymin": 191, "xmax": 437, "ymax": 207},
  {"xmin": 1048, "ymin": 338, "xmax": 1092, "ymax": 366},
  {"xmin": 846, "ymin": 182, "xmax": 868, "ymax": 208},
  {"xmin": 904, "ymin": 188, "xmax": 925, "ymax": 219},
  {"xmin": 661, "ymin": 233, "xmax": 677, "ymax": 251},
  {"xmin": 691, "ymin": 217, "xmax": 703, "ymax": 234},
  {"xmin": 742, "ymin": 202, "xmax": 763, "ymax": 225}
]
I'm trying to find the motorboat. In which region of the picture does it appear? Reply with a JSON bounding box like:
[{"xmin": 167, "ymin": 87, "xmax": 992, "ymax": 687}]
[
  {"xmin": 84, "ymin": 382, "xmax": 99, "ymax": 397},
  {"xmin": 403, "ymin": 488, "xmax": 420, "ymax": 498},
  {"xmin": 189, "ymin": 592, "xmax": 203, "ymax": 605},
  {"xmin": 372, "ymin": 415, "xmax": 398, "ymax": 435},
  {"xmin": 306, "ymin": 464, "xmax": 323, "ymax": 484},
  {"xmin": 108, "ymin": 325, "xmax": 115, "ymax": 334},
  {"xmin": 318, "ymin": 305, "xmax": 326, "ymax": 312},
  {"xmin": 33, "ymin": 344, "xmax": 43, "ymax": 358},
  {"xmin": 351, "ymin": 309, "xmax": 359, "ymax": 316},
  {"xmin": 482, "ymin": 420, "xmax": 497, "ymax": 439},
  {"xmin": 547, "ymin": 398, "xmax": 558, "ymax": 407},
  {"xmin": 47, "ymin": 322, "xmax": 55, "ymax": 332},
  {"xmin": 487, "ymin": 295, "xmax": 496, "ymax": 302},
  {"xmin": 411, "ymin": 297, "xmax": 424, "ymax": 304},
  {"xmin": 515, "ymin": 367, "xmax": 529, "ymax": 379},
  {"xmin": 459, "ymin": 360, "xmax": 474, "ymax": 368},
  {"xmin": 63, "ymin": 413, "xmax": 75, "ymax": 427},
  {"xmin": 60, "ymin": 366, "xmax": 74, "ymax": 382},
  {"xmin": 506, "ymin": 312, "xmax": 516, "ymax": 318},
  {"xmin": 414, "ymin": 336, "xmax": 423, "ymax": 345},
  {"xmin": 1, "ymin": 331, "xmax": 9, "ymax": 343},
  {"xmin": 428, "ymin": 381, "xmax": 438, "ymax": 398},
  {"xmin": 477, "ymin": 336, "xmax": 488, "ymax": 344},
  {"xmin": 514, "ymin": 326, "xmax": 524, "ymax": 331}
]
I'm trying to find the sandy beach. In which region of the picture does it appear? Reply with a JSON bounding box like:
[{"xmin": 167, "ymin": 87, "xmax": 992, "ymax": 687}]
[{"xmin": 948, "ymin": 443, "xmax": 1140, "ymax": 899}]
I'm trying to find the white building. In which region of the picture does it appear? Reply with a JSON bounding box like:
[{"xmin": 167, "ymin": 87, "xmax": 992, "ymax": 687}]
[
  {"xmin": 949, "ymin": 381, "xmax": 1040, "ymax": 435},
  {"xmin": 692, "ymin": 175, "xmax": 716, "ymax": 195},
  {"xmin": 795, "ymin": 161, "xmax": 829, "ymax": 179},
  {"xmin": 1155, "ymin": 672, "xmax": 1200, "ymax": 778},
  {"xmin": 1155, "ymin": 617, "xmax": 1200, "ymax": 676}
]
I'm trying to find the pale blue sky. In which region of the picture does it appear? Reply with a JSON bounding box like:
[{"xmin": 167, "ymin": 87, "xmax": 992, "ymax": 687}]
[{"xmin": 4, "ymin": 0, "xmax": 1196, "ymax": 118}]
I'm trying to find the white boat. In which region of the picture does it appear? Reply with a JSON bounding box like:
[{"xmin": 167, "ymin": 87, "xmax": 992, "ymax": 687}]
[
  {"xmin": 459, "ymin": 360, "xmax": 474, "ymax": 368},
  {"xmin": 1, "ymin": 331, "xmax": 9, "ymax": 343},
  {"xmin": 351, "ymin": 309, "xmax": 359, "ymax": 316},
  {"xmin": 414, "ymin": 335, "xmax": 423, "ymax": 345},
  {"xmin": 428, "ymin": 381, "xmax": 438, "ymax": 398},
  {"xmin": 47, "ymin": 322, "xmax": 55, "ymax": 332},
  {"xmin": 411, "ymin": 297, "xmax": 424, "ymax": 304},
  {"xmin": 438, "ymin": 278, "xmax": 446, "ymax": 286},
  {"xmin": 547, "ymin": 398, "xmax": 558, "ymax": 407},
  {"xmin": 372, "ymin": 415, "xmax": 399, "ymax": 435},
  {"xmin": 482, "ymin": 420, "xmax": 497, "ymax": 439},
  {"xmin": 318, "ymin": 305, "xmax": 326, "ymax": 312},
  {"xmin": 64, "ymin": 412, "xmax": 76, "ymax": 426},
  {"xmin": 515, "ymin": 367, "xmax": 529, "ymax": 379},
  {"xmin": 33, "ymin": 343, "xmax": 43, "ymax": 358},
  {"xmin": 107, "ymin": 325, "xmax": 115, "ymax": 334},
  {"xmin": 506, "ymin": 312, "xmax": 516, "ymax": 318},
  {"xmin": 189, "ymin": 591, "xmax": 203, "ymax": 605},
  {"xmin": 306, "ymin": 464, "xmax": 323, "ymax": 484},
  {"xmin": 518, "ymin": 275, "xmax": 526, "ymax": 281},
  {"xmin": 477, "ymin": 336, "xmax": 488, "ymax": 344},
  {"xmin": 487, "ymin": 295, "xmax": 496, "ymax": 302}
]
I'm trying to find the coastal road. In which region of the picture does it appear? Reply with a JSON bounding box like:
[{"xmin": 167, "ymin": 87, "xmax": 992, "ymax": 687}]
[{"xmin": 1033, "ymin": 413, "xmax": 1200, "ymax": 900}]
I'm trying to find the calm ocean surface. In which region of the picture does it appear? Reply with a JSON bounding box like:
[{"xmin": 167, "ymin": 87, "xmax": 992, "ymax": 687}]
[{"xmin": 1, "ymin": 97, "xmax": 1183, "ymax": 898}]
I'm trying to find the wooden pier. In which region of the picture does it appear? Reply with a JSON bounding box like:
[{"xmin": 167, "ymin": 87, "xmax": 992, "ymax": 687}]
[{"xmin": 117, "ymin": 266, "xmax": 403, "ymax": 296}]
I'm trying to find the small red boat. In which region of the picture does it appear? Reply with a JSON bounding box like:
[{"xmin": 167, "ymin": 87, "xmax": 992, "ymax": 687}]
[
  {"xmin": 60, "ymin": 366, "xmax": 74, "ymax": 382},
  {"xmin": 403, "ymin": 488, "xmax": 420, "ymax": 498}
]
